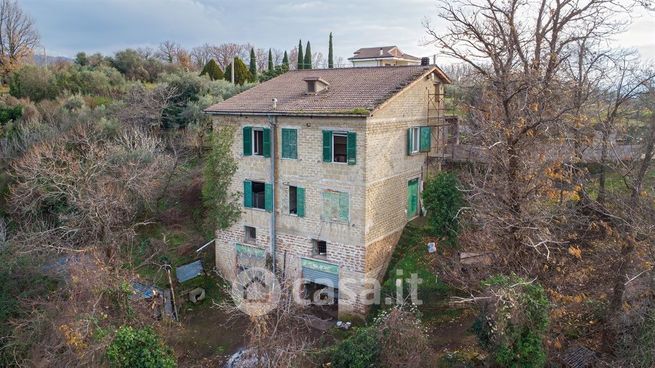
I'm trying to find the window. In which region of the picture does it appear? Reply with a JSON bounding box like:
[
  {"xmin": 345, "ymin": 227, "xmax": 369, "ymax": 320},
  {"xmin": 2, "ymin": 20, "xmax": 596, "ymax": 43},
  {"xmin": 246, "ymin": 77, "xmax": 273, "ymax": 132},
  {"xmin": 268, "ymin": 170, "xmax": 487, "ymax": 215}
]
[
  {"xmin": 313, "ymin": 240, "xmax": 327, "ymax": 257},
  {"xmin": 242, "ymin": 126, "xmax": 270, "ymax": 157},
  {"xmin": 281, "ymin": 128, "xmax": 297, "ymax": 159},
  {"xmin": 322, "ymin": 131, "xmax": 356, "ymax": 165},
  {"xmin": 244, "ymin": 180, "xmax": 271, "ymax": 211},
  {"xmin": 253, "ymin": 129, "xmax": 264, "ymax": 156},
  {"xmin": 244, "ymin": 226, "xmax": 256, "ymax": 243},
  {"xmin": 321, "ymin": 190, "xmax": 349, "ymax": 223},
  {"xmin": 333, "ymin": 134, "xmax": 347, "ymax": 163},
  {"xmin": 287, "ymin": 185, "xmax": 305, "ymax": 217},
  {"xmin": 407, "ymin": 126, "xmax": 431, "ymax": 155},
  {"xmin": 408, "ymin": 127, "xmax": 420, "ymax": 154},
  {"xmin": 251, "ymin": 181, "xmax": 265, "ymax": 209},
  {"xmin": 289, "ymin": 186, "xmax": 297, "ymax": 215}
]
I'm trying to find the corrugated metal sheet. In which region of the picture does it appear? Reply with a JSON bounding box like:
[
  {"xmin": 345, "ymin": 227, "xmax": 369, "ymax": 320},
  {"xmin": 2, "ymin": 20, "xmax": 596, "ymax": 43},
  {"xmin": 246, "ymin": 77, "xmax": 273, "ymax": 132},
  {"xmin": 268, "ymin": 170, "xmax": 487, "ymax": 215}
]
[
  {"xmin": 302, "ymin": 268, "xmax": 339, "ymax": 288},
  {"xmin": 176, "ymin": 260, "xmax": 203, "ymax": 283}
]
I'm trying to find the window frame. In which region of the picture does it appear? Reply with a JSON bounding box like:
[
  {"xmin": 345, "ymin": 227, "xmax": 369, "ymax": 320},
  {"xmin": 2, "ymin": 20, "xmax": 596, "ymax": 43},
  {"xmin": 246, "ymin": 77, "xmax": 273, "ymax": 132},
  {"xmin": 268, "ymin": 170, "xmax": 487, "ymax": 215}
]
[
  {"xmin": 409, "ymin": 127, "xmax": 420, "ymax": 154},
  {"xmin": 312, "ymin": 239, "xmax": 327, "ymax": 257},
  {"xmin": 252, "ymin": 128, "xmax": 264, "ymax": 156},
  {"xmin": 289, "ymin": 186, "xmax": 298, "ymax": 215},
  {"xmin": 244, "ymin": 226, "xmax": 257, "ymax": 244},
  {"xmin": 251, "ymin": 181, "xmax": 266, "ymax": 210},
  {"xmin": 332, "ymin": 132, "xmax": 348, "ymax": 164}
]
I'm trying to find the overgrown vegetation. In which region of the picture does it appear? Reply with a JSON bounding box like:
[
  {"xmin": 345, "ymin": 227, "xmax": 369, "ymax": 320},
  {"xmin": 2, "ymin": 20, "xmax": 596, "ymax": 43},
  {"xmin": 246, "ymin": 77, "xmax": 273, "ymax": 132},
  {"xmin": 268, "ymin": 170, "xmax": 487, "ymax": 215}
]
[
  {"xmin": 107, "ymin": 326, "xmax": 176, "ymax": 368},
  {"xmin": 423, "ymin": 171, "xmax": 464, "ymax": 247},
  {"xmin": 474, "ymin": 275, "xmax": 549, "ymax": 368}
]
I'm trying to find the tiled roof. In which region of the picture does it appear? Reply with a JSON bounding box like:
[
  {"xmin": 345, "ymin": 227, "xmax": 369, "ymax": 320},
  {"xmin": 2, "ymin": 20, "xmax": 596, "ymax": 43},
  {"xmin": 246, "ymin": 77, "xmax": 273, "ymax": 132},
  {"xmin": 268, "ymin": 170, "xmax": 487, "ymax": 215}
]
[
  {"xmin": 205, "ymin": 66, "xmax": 448, "ymax": 116},
  {"xmin": 348, "ymin": 46, "xmax": 420, "ymax": 61}
]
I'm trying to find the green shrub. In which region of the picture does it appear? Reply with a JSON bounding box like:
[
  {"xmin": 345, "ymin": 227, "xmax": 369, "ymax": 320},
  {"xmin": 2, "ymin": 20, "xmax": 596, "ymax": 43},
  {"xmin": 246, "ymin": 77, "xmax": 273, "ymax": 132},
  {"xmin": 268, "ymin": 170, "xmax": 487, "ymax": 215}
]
[
  {"xmin": 9, "ymin": 65, "xmax": 59, "ymax": 102},
  {"xmin": 199, "ymin": 59, "xmax": 223, "ymax": 81},
  {"xmin": 331, "ymin": 327, "xmax": 380, "ymax": 368},
  {"xmin": 0, "ymin": 105, "xmax": 22, "ymax": 125},
  {"xmin": 106, "ymin": 326, "xmax": 176, "ymax": 368},
  {"xmin": 422, "ymin": 171, "xmax": 464, "ymax": 247},
  {"xmin": 475, "ymin": 275, "xmax": 549, "ymax": 368},
  {"xmin": 223, "ymin": 57, "xmax": 252, "ymax": 85}
]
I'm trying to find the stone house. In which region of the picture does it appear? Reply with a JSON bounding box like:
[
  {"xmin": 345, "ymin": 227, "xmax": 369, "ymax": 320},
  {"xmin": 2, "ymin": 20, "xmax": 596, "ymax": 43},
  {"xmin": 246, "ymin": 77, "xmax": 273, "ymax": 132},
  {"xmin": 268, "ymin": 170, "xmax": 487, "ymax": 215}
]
[
  {"xmin": 348, "ymin": 46, "xmax": 421, "ymax": 67},
  {"xmin": 205, "ymin": 65, "xmax": 451, "ymax": 318}
]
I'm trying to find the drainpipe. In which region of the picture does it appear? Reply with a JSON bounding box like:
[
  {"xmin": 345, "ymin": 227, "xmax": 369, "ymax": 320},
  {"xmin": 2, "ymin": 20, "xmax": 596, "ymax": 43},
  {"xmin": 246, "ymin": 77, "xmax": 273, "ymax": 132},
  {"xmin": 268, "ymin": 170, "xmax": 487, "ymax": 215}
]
[{"xmin": 269, "ymin": 99, "xmax": 278, "ymax": 273}]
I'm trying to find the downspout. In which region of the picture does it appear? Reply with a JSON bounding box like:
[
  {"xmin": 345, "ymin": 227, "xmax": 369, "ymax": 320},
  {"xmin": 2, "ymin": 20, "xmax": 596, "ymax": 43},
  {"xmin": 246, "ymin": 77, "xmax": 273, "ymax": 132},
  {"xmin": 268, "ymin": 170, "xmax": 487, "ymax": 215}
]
[{"xmin": 268, "ymin": 99, "xmax": 278, "ymax": 274}]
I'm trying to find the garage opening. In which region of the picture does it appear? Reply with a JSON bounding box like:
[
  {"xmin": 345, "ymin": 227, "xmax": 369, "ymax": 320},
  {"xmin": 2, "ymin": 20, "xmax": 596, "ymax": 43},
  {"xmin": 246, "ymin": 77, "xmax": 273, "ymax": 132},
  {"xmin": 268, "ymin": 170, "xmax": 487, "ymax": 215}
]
[{"xmin": 301, "ymin": 258, "xmax": 339, "ymax": 316}]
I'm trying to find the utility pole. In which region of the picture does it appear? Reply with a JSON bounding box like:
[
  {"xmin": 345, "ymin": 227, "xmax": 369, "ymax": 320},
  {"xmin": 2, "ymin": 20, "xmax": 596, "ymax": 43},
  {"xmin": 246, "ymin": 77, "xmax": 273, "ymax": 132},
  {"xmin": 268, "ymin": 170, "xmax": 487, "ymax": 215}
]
[
  {"xmin": 268, "ymin": 99, "xmax": 278, "ymax": 273},
  {"xmin": 231, "ymin": 56, "xmax": 235, "ymax": 84}
]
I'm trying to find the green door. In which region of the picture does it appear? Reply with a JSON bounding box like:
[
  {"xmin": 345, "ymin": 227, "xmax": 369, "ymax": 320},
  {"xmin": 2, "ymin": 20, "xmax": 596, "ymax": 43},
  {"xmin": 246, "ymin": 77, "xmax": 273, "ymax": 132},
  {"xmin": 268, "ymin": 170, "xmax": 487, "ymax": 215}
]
[{"xmin": 407, "ymin": 179, "xmax": 419, "ymax": 218}]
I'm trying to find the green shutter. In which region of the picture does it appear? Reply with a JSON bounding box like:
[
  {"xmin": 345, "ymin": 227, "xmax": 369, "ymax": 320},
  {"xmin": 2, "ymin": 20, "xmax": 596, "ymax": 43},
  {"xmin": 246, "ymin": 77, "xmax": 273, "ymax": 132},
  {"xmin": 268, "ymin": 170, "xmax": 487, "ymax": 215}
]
[
  {"xmin": 281, "ymin": 128, "xmax": 297, "ymax": 159},
  {"xmin": 265, "ymin": 183, "xmax": 273, "ymax": 212},
  {"xmin": 243, "ymin": 126, "xmax": 252, "ymax": 156},
  {"xmin": 406, "ymin": 128, "xmax": 412, "ymax": 155},
  {"xmin": 322, "ymin": 130, "xmax": 333, "ymax": 162},
  {"xmin": 296, "ymin": 187, "xmax": 305, "ymax": 217},
  {"xmin": 338, "ymin": 192, "xmax": 349, "ymax": 221},
  {"xmin": 420, "ymin": 126, "xmax": 431, "ymax": 152},
  {"xmin": 243, "ymin": 180, "xmax": 252, "ymax": 208},
  {"xmin": 263, "ymin": 128, "xmax": 271, "ymax": 158},
  {"xmin": 347, "ymin": 132, "xmax": 356, "ymax": 165}
]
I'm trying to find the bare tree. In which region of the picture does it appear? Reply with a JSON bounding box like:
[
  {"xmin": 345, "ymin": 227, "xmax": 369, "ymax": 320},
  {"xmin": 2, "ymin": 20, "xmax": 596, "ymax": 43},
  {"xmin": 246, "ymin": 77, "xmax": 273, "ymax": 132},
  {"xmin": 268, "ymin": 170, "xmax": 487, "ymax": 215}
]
[
  {"xmin": 137, "ymin": 46, "xmax": 156, "ymax": 60},
  {"xmin": 211, "ymin": 43, "xmax": 251, "ymax": 69},
  {"xmin": 157, "ymin": 40, "xmax": 181, "ymax": 63},
  {"xmin": 424, "ymin": 0, "xmax": 635, "ymax": 269},
  {"xmin": 191, "ymin": 43, "xmax": 213, "ymax": 69},
  {"xmin": 255, "ymin": 47, "xmax": 268, "ymax": 71},
  {"xmin": 0, "ymin": 0, "xmax": 39, "ymax": 80}
]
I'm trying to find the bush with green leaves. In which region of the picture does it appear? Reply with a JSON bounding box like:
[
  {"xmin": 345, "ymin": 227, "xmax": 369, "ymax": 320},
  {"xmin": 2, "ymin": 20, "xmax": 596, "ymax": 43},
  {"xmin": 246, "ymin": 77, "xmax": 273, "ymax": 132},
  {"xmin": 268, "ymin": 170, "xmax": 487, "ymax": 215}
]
[
  {"xmin": 9, "ymin": 65, "xmax": 59, "ymax": 102},
  {"xmin": 422, "ymin": 171, "xmax": 464, "ymax": 247},
  {"xmin": 331, "ymin": 327, "xmax": 380, "ymax": 368},
  {"xmin": 106, "ymin": 326, "xmax": 176, "ymax": 368},
  {"xmin": 199, "ymin": 59, "xmax": 223, "ymax": 81},
  {"xmin": 474, "ymin": 275, "xmax": 549, "ymax": 368}
]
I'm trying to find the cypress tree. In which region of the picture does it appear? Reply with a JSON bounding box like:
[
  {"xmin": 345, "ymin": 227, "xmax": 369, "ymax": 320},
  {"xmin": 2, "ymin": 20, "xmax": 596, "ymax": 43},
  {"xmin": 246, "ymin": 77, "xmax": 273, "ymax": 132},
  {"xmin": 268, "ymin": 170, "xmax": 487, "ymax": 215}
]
[
  {"xmin": 282, "ymin": 51, "xmax": 289, "ymax": 67},
  {"xmin": 304, "ymin": 41, "xmax": 312, "ymax": 70},
  {"xmin": 328, "ymin": 32, "xmax": 334, "ymax": 68},
  {"xmin": 248, "ymin": 48, "xmax": 257, "ymax": 82},
  {"xmin": 200, "ymin": 59, "xmax": 224, "ymax": 81},
  {"xmin": 224, "ymin": 57, "xmax": 252, "ymax": 85},
  {"xmin": 297, "ymin": 39, "xmax": 303, "ymax": 70},
  {"xmin": 268, "ymin": 49, "xmax": 273, "ymax": 71}
]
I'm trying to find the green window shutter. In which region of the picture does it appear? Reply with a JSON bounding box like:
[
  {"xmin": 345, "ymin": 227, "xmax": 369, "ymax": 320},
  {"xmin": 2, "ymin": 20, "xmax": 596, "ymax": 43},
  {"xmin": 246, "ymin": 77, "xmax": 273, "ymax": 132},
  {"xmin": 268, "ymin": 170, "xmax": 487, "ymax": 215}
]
[
  {"xmin": 420, "ymin": 126, "xmax": 431, "ymax": 152},
  {"xmin": 263, "ymin": 128, "xmax": 271, "ymax": 158},
  {"xmin": 322, "ymin": 130, "xmax": 333, "ymax": 162},
  {"xmin": 281, "ymin": 128, "xmax": 297, "ymax": 159},
  {"xmin": 243, "ymin": 180, "xmax": 252, "ymax": 208},
  {"xmin": 243, "ymin": 126, "xmax": 252, "ymax": 156},
  {"xmin": 346, "ymin": 132, "xmax": 356, "ymax": 165},
  {"xmin": 264, "ymin": 183, "xmax": 273, "ymax": 212},
  {"xmin": 338, "ymin": 192, "xmax": 349, "ymax": 222},
  {"xmin": 296, "ymin": 187, "xmax": 305, "ymax": 217},
  {"xmin": 406, "ymin": 128, "xmax": 412, "ymax": 155}
]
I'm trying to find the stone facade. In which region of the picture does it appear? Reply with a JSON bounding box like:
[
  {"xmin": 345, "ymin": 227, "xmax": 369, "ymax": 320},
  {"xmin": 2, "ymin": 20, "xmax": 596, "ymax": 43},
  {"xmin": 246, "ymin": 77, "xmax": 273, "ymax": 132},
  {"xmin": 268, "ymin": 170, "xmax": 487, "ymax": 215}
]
[{"xmin": 212, "ymin": 69, "xmax": 445, "ymax": 318}]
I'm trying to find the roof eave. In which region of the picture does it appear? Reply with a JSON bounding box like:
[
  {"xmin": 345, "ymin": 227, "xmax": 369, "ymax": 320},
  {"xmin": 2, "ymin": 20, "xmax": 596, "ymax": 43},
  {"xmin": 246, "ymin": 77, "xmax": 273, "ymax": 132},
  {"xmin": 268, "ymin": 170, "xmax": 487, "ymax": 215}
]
[{"xmin": 204, "ymin": 110, "xmax": 371, "ymax": 118}]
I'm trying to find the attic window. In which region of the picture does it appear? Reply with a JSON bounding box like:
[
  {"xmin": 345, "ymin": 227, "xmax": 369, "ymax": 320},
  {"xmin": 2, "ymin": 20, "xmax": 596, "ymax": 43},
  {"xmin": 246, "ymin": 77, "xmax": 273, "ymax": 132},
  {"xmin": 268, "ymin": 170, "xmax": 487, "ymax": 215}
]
[{"xmin": 303, "ymin": 77, "xmax": 329, "ymax": 94}]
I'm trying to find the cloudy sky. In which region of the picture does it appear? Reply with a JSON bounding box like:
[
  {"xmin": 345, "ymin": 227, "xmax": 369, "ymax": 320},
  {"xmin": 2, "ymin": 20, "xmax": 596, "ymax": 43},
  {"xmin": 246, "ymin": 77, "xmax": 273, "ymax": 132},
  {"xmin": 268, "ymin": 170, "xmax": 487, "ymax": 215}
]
[{"xmin": 22, "ymin": 0, "xmax": 655, "ymax": 64}]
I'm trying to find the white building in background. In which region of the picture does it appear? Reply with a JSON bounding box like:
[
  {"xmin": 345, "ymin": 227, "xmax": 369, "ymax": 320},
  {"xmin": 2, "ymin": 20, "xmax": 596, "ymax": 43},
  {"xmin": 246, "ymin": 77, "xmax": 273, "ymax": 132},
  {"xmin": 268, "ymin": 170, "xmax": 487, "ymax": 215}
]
[{"xmin": 348, "ymin": 46, "xmax": 422, "ymax": 67}]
